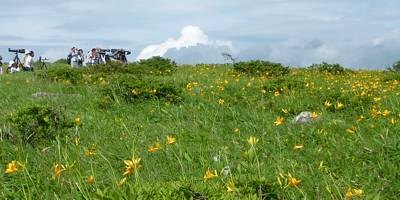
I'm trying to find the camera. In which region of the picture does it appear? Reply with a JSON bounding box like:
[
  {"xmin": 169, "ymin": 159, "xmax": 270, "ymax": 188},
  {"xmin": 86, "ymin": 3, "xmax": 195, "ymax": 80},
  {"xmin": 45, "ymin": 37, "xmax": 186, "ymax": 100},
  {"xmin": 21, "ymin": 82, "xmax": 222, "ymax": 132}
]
[
  {"xmin": 98, "ymin": 49, "xmax": 111, "ymax": 54},
  {"xmin": 8, "ymin": 48, "xmax": 26, "ymax": 54},
  {"xmin": 111, "ymin": 49, "xmax": 131, "ymax": 55}
]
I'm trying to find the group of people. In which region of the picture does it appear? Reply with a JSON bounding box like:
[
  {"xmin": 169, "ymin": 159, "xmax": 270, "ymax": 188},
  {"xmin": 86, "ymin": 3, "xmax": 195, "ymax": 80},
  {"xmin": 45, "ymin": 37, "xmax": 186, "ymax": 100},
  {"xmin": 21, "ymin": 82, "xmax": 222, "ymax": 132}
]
[
  {"xmin": 1, "ymin": 50, "xmax": 35, "ymax": 74},
  {"xmin": 67, "ymin": 47, "xmax": 131, "ymax": 68}
]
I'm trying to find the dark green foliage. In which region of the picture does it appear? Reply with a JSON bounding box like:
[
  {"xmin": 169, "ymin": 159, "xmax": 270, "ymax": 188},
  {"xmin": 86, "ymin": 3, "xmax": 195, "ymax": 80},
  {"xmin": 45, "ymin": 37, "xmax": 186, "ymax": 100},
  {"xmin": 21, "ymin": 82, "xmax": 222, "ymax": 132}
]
[
  {"xmin": 52, "ymin": 59, "xmax": 69, "ymax": 65},
  {"xmin": 7, "ymin": 105, "xmax": 75, "ymax": 146},
  {"xmin": 236, "ymin": 179, "xmax": 280, "ymax": 200},
  {"xmin": 38, "ymin": 56, "xmax": 177, "ymax": 84},
  {"xmin": 128, "ymin": 56, "xmax": 177, "ymax": 75},
  {"xmin": 387, "ymin": 60, "xmax": 400, "ymax": 73},
  {"xmin": 234, "ymin": 60, "xmax": 289, "ymax": 76},
  {"xmin": 102, "ymin": 74, "xmax": 182, "ymax": 104},
  {"xmin": 39, "ymin": 66, "xmax": 84, "ymax": 84},
  {"xmin": 308, "ymin": 62, "xmax": 349, "ymax": 74}
]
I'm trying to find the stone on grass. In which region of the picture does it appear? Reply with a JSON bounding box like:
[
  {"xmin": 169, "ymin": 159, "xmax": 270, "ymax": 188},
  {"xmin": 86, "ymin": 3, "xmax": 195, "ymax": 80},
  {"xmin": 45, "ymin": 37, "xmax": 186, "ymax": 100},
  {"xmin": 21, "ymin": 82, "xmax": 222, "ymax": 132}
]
[{"xmin": 293, "ymin": 111, "xmax": 321, "ymax": 124}]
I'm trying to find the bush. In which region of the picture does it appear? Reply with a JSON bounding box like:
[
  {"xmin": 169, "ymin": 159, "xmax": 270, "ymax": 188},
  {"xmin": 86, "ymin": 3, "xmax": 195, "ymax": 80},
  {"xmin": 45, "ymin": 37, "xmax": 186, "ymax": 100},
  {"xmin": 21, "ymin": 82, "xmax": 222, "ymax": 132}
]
[
  {"xmin": 39, "ymin": 57, "xmax": 177, "ymax": 84},
  {"xmin": 102, "ymin": 74, "xmax": 182, "ymax": 104},
  {"xmin": 233, "ymin": 60, "xmax": 289, "ymax": 76},
  {"xmin": 308, "ymin": 62, "xmax": 349, "ymax": 74},
  {"xmin": 387, "ymin": 60, "xmax": 400, "ymax": 73},
  {"xmin": 52, "ymin": 59, "xmax": 69, "ymax": 65},
  {"xmin": 126, "ymin": 56, "xmax": 177, "ymax": 75},
  {"xmin": 7, "ymin": 105, "xmax": 75, "ymax": 146},
  {"xmin": 39, "ymin": 66, "xmax": 84, "ymax": 84}
]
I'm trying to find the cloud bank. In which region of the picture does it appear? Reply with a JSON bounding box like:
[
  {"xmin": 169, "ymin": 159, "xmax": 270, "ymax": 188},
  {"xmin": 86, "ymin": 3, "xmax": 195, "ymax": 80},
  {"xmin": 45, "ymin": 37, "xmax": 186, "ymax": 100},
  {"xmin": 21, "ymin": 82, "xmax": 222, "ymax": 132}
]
[{"xmin": 137, "ymin": 25, "xmax": 233, "ymax": 60}]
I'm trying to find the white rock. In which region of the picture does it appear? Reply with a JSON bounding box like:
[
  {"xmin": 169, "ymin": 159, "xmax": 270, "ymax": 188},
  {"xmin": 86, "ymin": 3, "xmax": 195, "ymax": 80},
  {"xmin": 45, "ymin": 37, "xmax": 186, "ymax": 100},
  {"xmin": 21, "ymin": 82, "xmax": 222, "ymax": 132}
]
[{"xmin": 293, "ymin": 111, "xmax": 321, "ymax": 124}]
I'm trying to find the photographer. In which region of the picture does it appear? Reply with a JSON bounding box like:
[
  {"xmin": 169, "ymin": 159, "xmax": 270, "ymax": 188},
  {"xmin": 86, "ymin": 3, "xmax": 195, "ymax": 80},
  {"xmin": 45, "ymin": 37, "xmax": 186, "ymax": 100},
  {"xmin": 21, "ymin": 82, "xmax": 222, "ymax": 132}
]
[
  {"xmin": 77, "ymin": 49, "xmax": 84, "ymax": 67},
  {"xmin": 23, "ymin": 50, "xmax": 34, "ymax": 71},
  {"xmin": 69, "ymin": 47, "xmax": 79, "ymax": 68},
  {"xmin": 8, "ymin": 60, "xmax": 20, "ymax": 73}
]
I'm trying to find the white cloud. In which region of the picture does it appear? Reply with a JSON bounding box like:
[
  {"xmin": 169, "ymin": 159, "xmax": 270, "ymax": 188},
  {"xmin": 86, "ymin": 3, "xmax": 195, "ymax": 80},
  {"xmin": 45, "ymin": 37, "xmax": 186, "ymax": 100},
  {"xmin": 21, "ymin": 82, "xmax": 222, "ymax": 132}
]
[
  {"xmin": 136, "ymin": 25, "xmax": 233, "ymax": 60},
  {"xmin": 372, "ymin": 29, "xmax": 400, "ymax": 46}
]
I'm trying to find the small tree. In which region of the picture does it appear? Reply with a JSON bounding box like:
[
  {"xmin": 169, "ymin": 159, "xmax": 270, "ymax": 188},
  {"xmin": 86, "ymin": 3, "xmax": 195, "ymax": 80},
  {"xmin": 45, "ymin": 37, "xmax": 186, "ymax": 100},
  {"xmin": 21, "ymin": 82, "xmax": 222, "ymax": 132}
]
[
  {"xmin": 389, "ymin": 60, "xmax": 400, "ymax": 72},
  {"xmin": 221, "ymin": 52, "xmax": 237, "ymax": 64}
]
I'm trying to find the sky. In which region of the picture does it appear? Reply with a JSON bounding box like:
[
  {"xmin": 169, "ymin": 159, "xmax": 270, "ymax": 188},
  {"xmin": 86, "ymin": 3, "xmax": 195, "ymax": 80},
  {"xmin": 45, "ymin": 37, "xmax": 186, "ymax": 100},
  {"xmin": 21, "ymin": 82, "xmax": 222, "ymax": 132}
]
[{"xmin": 1, "ymin": 0, "xmax": 400, "ymax": 68}]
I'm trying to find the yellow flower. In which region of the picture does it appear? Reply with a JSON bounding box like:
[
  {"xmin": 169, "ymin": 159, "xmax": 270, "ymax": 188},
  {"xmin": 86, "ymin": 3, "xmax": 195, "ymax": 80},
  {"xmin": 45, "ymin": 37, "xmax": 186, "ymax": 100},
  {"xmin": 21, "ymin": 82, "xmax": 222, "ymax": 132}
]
[
  {"xmin": 166, "ymin": 135, "xmax": 176, "ymax": 145},
  {"xmin": 346, "ymin": 125, "xmax": 357, "ymax": 134},
  {"xmin": 274, "ymin": 90, "xmax": 280, "ymax": 97},
  {"xmin": 390, "ymin": 118, "xmax": 396, "ymax": 125},
  {"xmin": 218, "ymin": 99, "xmax": 225, "ymax": 105},
  {"xmin": 371, "ymin": 109, "xmax": 381, "ymax": 118},
  {"xmin": 131, "ymin": 88, "xmax": 140, "ymax": 96},
  {"xmin": 357, "ymin": 115, "xmax": 365, "ymax": 122},
  {"xmin": 345, "ymin": 190, "xmax": 353, "ymax": 198},
  {"xmin": 5, "ymin": 160, "xmax": 23, "ymax": 174},
  {"xmin": 247, "ymin": 136, "xmax": 259, "ymax": 146},
  {"xmin": 311, "ymin": 112, "xmax": 319, "ymax": 120},
  {"xmin": 203, "ymin": 169, "xmax": 218, "ymax": 181},
  {"xmin": 148, "ymin": 142, "xmax": 161, "ymax": 153},
  {"xmin": 74, "ymin": 136, "xmax": 80, "ymax": 145},
  {"xmin": 53, "ymin": 163, "xmax": 66, "ymax": 179},
  {"xmin": 345, "ymin": 188, "xmax": 364, "ymax": 198},
  {"xmin": 226, "ymin": 180, "xmax": 236, "ymax": 192},
  {"xmin": 75, "ymin": 117, "xmax": 81, "ymax": 125},
  {"xmin": 324, "ymin": 100, "xmax": 332, "ymax": 108},
  {"xmin": 86, "ymin": 175, "xmax": 94, "ymax": 184},
  {"xmin": 274, "ymin": 116, "xmax": 284, "ymax": 126},
  {"xmin": 336, "ymin": 102, "xmax": 344, "ymax": 110},
  {"xmin": 118, "ymin": 177, "xmax": 127, "ymax": 186},
  {"xmin": 382, "ymin": 109, "xmax": 391, "ymax": 117},
  {"xmin": 373, "ymin": 97, "xmax": 381, "ymax": 102},
  {"xmin": 123, "ymin": 156, "xmax": 142, "ymax": 176},
  {"xmin": 84, "ymin": 144, "xmax": 96, "ymax": 157},
  {"xmin": 293, "ymin": 144, "xmax": 304, "ymax": 150},
  {"xmin": 289, "ymin": 177, "xmax": 301, "ymax": 187}
]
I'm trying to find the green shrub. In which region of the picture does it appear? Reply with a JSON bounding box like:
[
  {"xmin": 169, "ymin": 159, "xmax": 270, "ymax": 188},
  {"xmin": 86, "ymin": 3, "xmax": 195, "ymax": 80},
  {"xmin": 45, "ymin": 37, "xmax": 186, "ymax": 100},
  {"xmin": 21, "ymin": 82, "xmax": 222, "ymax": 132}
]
[
  {"xmin": 39, "ymin": 66, "xmax": 84, "ymax": 84},
  {"xmin": 308, "ymin": 62, "xmax": 349, "ymax": 74},
  {"xmin": 126, "ymin": 56, "xmax": 177, "ymax": 75},
  {"xmin": 7, "ymin": 105, "xmax": 75, "ymax": 146},
  {"xmin": 52, "ymin": 59, "xmax": 69, "ymax": 65},
  {"xmin": 387, "ymin": 60, "xmax": 400, "ymax": 73},
  {"xmin": 233, "ymin": 60, "xmax": 289, "ymax": 76},
  {"xmin": 39, "ymin": 57, "xmax": 177, "ymax": 84},
  {"xmin": 102, "ymin": 74, "xmax": 182, "ymax": 104}
]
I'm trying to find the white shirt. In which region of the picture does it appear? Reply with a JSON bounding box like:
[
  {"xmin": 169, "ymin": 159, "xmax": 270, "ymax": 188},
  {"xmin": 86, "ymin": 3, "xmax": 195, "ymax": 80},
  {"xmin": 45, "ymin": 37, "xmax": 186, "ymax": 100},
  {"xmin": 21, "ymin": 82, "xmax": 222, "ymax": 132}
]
[{"xmin": 24, "ymin": 55, "xmax": 33, "ymax": 68}]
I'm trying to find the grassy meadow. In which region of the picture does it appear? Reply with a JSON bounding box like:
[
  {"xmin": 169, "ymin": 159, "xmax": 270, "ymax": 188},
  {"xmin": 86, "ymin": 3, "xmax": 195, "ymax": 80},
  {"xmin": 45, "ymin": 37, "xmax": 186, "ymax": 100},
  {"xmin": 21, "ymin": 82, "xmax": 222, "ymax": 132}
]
[{"xmin": 0, "ymin": 60, "xmax": 399, "ymax": 199}]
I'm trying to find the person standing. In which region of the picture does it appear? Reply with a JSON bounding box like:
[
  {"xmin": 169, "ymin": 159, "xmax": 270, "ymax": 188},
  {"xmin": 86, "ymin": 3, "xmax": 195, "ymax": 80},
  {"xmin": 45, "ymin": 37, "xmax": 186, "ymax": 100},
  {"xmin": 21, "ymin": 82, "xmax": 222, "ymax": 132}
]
[
  {"xmin": 77, "ymin": 49, "xmax": 84, "ymax": 67},
  {"xmin": 23, "ymin": 50, "xmax": 34, "ymax": 71},
  {"xmin": 70, "ymin": 47, "xmax": 79, "ymax": 68},
  {"xmin": 9, "ymin": 60, "xmax": 20, "ymax": 73}
]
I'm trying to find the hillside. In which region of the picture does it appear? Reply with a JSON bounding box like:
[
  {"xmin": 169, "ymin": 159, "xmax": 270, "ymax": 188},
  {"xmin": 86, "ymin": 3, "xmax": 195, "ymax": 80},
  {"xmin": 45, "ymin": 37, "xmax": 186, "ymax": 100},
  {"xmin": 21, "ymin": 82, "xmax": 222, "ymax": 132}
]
[{"xmin": 0, "ymin": 60, "xmax": 399, "ymax": 199}]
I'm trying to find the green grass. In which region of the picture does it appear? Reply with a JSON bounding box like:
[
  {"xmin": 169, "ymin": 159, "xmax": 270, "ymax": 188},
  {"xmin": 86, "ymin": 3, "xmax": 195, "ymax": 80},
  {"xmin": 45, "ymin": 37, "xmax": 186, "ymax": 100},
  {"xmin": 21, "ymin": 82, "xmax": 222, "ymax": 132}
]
[{"xmin": 0, "ymin": 64, "xmax": 399, "ymax": 199}]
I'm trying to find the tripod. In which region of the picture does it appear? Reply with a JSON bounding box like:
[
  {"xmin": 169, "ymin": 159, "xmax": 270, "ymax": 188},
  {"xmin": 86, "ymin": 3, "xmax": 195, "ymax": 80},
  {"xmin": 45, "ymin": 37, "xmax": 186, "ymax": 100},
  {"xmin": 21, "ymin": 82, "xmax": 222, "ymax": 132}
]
[
  {"xmin": 38, "ymin": 56, "xmax": 48, "ymax": 70},
  {"xmin": 12, "ymin": 52, "xmax": 23, "ymax": 67}
]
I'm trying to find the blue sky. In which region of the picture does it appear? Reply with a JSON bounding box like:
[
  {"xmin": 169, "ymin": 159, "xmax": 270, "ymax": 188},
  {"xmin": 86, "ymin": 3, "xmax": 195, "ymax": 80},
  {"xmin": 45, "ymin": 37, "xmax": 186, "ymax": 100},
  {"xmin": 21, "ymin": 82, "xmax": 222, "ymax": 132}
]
[{"xmin": 1, "ymin": 0, "xmax": 400, "ymax": 68}]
